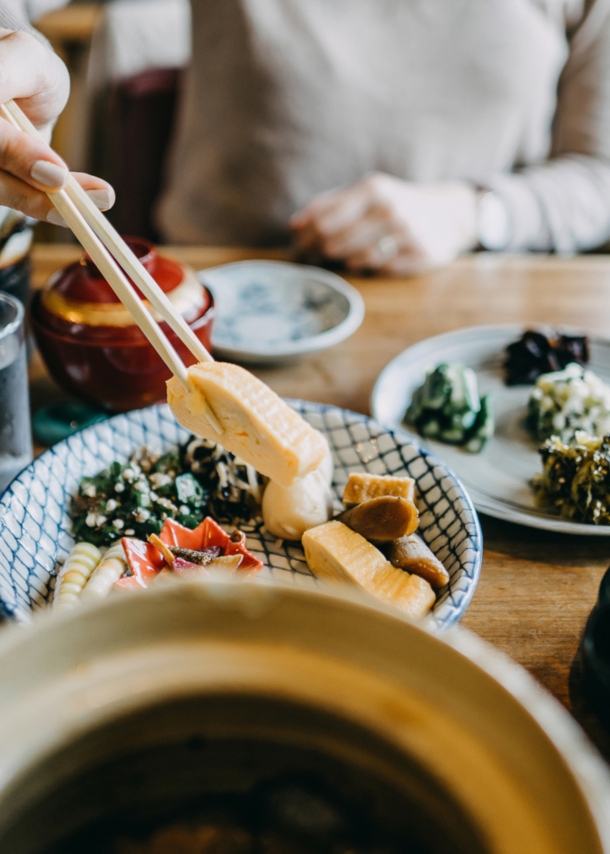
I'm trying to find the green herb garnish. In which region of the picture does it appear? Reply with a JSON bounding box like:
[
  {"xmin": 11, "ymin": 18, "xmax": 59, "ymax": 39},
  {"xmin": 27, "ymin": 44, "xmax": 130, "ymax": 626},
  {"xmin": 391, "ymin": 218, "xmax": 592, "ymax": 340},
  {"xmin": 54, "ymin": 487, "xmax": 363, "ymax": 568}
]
[{"xmin": 70, "ymin": 438, "xmax": 264, "ymax": 547}]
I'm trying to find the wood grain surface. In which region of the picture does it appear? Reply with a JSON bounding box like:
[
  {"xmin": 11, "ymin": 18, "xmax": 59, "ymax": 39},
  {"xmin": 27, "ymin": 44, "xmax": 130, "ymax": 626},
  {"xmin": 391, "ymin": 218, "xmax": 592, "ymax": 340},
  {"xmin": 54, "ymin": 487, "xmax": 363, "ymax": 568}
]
[{"xmin": 29, "ymin": 244, "xmax": 610, "ymax": 759}]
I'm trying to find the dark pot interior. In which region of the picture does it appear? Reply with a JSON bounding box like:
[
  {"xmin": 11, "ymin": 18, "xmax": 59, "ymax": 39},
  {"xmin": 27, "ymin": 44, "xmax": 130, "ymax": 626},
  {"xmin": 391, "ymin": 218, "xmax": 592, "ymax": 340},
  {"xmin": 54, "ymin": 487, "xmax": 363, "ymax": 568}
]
[{"xmin": 0, "ymin": 693, "xmax": 489, "ymax": 854}]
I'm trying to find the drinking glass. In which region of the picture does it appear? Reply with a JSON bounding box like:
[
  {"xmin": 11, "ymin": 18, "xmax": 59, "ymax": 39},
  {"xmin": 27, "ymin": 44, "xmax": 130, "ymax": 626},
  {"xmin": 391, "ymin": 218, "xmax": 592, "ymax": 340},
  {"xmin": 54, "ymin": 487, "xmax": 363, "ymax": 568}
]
[
  {"xmin": 0, "ymin": 210, "xmax": 32, "ymax": 309},
  {"xmin": 0, "ymin": 293, "xmax": 32, "ymax": 493}
]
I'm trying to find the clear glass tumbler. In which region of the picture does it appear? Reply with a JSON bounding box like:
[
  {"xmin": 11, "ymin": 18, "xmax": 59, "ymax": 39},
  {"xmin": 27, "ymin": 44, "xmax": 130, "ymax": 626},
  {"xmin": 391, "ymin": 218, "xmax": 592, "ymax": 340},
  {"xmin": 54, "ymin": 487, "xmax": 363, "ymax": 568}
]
[{"xmin": 0, "ymin": 293, "xmax": 32, "ymax": 493}]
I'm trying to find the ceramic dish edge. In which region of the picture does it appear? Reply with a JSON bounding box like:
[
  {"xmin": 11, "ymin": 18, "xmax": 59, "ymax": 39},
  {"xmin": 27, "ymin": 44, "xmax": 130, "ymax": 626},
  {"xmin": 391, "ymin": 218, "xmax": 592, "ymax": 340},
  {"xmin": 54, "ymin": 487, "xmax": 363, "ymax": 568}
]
[
  {"xmin": 198, "ymin": 260, "xmax": 365, "ymax": 362},
  {"xmin": 371, "ymin": 324, "xmax": 610, "ymax": 536}
]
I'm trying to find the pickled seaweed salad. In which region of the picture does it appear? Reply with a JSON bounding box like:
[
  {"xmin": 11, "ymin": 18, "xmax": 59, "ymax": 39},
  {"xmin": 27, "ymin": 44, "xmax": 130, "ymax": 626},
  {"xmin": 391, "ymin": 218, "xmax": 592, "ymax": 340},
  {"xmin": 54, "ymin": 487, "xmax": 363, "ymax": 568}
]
[
  {"xmin": 532, "ymin": 431, "xmax": 610, "ymax": 524},
  {"xmin": 71, "ymin": 438, "xmax": 264, "ymax": 547},
  {"xmin": 404, "ymin": 362, "xmax": 494, "ymax": 453}
]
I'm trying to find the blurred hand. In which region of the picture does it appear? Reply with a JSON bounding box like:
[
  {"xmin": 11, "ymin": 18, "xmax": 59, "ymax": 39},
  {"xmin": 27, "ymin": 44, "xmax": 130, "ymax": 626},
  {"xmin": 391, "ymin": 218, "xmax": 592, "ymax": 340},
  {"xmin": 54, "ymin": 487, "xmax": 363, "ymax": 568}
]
[
  {"xmin": 0, "ymin": 29, "xmax": 114, "ymax": 225},
  {"xmin": 290, "ymin": 173, "xmax": 477, "ymax": 275}
]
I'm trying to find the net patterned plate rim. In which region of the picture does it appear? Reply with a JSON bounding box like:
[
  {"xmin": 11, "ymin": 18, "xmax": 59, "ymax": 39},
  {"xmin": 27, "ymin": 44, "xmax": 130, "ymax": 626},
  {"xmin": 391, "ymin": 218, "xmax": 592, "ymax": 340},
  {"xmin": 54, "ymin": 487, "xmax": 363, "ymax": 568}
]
[{"xmin": 0, "ymin": 401, "xmax": 482, "ymax": 632}]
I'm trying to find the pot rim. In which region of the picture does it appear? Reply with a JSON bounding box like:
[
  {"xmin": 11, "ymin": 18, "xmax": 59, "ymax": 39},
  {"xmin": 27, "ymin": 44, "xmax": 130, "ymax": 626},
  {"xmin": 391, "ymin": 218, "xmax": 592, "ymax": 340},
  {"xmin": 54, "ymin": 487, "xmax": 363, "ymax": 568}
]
[{"xmin": 0, "ymin": 580, "xmax": 608, "ymax": 852}]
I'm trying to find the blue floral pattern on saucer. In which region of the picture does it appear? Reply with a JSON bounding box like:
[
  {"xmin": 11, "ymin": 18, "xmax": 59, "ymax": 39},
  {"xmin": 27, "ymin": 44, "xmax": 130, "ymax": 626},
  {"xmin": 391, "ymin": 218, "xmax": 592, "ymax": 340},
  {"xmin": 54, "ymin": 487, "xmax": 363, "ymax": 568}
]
[
  {"xmin": 200, "ymin": 260, "xmax": 365, "ymax": 363},
  {"xmin": 0, "ymin": 401, "xmax": 482, "ymax": 631}
]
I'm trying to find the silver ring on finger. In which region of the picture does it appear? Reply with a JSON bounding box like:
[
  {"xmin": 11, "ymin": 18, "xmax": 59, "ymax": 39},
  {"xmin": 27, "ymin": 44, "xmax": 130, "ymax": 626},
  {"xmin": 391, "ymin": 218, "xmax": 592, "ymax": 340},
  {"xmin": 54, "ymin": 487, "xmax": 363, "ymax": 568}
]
[{"xmin": 376, "ymin": 234, "xmax": 399, "ymax": 260}]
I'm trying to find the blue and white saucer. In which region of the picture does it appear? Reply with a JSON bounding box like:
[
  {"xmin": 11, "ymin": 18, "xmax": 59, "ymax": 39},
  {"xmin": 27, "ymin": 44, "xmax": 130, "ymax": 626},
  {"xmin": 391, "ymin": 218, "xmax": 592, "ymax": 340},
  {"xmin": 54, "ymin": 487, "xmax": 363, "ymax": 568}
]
[{"xmin": 199, "ymin": 260, "xmax": 365, "ymax": 364}]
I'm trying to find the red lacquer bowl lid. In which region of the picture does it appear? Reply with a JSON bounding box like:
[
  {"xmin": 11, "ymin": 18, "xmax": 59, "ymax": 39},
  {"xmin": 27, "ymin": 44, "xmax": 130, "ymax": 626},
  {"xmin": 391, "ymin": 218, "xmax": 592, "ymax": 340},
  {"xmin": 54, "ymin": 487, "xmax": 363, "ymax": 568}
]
[{"xmin": 35, "ymin": 237, "xmax": 210, "ymax": 342}]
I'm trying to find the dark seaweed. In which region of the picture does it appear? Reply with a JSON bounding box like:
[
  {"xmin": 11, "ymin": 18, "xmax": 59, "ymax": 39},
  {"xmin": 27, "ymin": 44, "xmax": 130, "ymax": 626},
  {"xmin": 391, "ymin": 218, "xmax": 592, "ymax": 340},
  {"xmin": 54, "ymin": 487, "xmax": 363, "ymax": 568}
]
[{"xmin": 505, "ymin": 329, "xmax": 589, "ymax": 385}]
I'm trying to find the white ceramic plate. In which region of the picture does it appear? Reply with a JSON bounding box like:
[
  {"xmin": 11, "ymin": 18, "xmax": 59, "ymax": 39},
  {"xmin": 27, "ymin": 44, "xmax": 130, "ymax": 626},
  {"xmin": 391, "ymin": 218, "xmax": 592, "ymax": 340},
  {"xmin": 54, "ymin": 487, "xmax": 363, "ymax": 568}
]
[
  {"xmin": 199, "ymin": 260, "xmax": 365, "ymax": 364},
  {"xmin": 372, "ymin": 324, "xmax": 610, "ymax": 535}
]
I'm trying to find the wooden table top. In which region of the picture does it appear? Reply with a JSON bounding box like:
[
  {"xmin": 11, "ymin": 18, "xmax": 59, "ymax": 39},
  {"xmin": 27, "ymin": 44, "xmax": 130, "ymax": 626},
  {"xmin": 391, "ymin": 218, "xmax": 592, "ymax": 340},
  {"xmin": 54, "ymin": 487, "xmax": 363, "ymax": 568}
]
[{"xmin": 29, "ymin": 243, "xmax": 610, "ymax": 759}]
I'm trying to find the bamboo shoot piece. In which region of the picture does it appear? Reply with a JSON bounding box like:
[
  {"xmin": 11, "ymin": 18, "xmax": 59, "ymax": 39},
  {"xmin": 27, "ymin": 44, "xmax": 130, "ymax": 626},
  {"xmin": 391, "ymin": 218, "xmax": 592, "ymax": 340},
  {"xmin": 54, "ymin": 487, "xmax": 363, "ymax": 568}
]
[
  {"xmin": 390, "ymin": 534, "xmax": 450, "ymax": 590},
  {"xmin": 342, "ymin": 472, "xmax": 415, "ymax": 507},
  {"xmin": 208, "ymin": 555, "xmax": 243, "ymax": 572},
  {"xmin": 53, "ymin": 542, "xmax": 102, "ymax": 610},
  {"xmin": 337, "ymin": 496, "xmax": 418, "ymax": 542},
  {"xmin": 302, "ymin": 521, "xmax": 435, "ymax": 620}
]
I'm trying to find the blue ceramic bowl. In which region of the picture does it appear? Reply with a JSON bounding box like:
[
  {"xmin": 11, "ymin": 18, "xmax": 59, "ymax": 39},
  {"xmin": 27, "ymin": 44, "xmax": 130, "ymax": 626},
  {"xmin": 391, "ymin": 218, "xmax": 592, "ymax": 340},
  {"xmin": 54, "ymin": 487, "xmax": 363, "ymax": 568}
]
[{"xmin": 0, "ymin": 401, "xmax": 482, "ymax": 631}]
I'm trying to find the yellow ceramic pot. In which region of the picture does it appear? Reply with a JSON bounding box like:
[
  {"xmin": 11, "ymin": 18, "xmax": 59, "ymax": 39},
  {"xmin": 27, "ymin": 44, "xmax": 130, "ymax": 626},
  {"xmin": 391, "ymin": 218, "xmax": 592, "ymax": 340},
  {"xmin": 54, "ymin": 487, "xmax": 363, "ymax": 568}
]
[{"xmin": 0, "ymin": 581, "xmax": 607, "ymax": 852}]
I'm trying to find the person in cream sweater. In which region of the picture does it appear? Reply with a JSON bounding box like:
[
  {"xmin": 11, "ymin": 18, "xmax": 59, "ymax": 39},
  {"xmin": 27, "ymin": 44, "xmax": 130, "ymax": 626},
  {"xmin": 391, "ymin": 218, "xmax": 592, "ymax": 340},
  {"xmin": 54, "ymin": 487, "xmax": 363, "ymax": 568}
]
[{"xmin": 2, "ymin": 1, "xmax": 610, "ymax": 274}]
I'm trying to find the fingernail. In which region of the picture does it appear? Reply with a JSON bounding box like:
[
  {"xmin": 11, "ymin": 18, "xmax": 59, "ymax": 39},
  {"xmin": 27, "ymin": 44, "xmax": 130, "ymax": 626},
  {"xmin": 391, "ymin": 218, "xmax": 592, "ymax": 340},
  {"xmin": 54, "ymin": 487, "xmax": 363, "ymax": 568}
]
[
  {"xmin": 46, "ymin": 209, "xmax": 68, "ymax": 227},
  {"xmin": 31, "ymin": 160, "xmax": 68, "ymax": 189},
  {"xmin": 86, "ymin": 188, "xmax": 114, "ymax": 211}
]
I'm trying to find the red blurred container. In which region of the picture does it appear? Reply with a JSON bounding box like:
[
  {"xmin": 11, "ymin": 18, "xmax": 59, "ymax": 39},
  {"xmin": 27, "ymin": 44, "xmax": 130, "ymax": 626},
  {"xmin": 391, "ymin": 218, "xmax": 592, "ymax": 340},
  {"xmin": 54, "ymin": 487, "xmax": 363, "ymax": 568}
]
[{"xmin": 31, "ymin": 238, "xmax": 214, "ymax": 412}]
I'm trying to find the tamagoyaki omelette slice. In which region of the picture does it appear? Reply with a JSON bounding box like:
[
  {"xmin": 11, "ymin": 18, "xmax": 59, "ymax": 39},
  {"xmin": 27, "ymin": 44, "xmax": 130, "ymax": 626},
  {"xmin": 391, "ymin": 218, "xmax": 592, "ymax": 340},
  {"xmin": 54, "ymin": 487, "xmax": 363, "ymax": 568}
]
[
  {"xmin": 302, "ymin": 521, "xmax": 435, "ymax": 620},
  {"xmin": 167, "ymin": 362, "xmax": 328, "ymax": 487}
]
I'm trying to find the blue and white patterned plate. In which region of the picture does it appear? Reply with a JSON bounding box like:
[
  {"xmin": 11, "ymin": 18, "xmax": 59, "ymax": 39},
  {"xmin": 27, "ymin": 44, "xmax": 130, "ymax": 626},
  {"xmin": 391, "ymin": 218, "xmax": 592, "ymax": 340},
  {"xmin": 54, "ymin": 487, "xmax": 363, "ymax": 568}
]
[
  {"xmin": 0, "ymin": 401, "xmax": 482, "ymax": 631},
  {"xmin": 200, "ymin": 260, "xmax": 365, "ymax": 364}
]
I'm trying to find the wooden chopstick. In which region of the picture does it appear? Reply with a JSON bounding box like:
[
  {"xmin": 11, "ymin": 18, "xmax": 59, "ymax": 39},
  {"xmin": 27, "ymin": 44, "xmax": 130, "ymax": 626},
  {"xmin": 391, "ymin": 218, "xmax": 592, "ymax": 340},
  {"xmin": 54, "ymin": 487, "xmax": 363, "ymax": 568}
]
[
  {"xmin": 66, "ymin": 177, "xmax": 214, "ymax": 365},
  {"xmin": 1, "ymin": 100, "xmax": 214, "ymax": 365},
  {"xmin": 0, "ymin": 100, "xmax": 222, "ymax": 434}
]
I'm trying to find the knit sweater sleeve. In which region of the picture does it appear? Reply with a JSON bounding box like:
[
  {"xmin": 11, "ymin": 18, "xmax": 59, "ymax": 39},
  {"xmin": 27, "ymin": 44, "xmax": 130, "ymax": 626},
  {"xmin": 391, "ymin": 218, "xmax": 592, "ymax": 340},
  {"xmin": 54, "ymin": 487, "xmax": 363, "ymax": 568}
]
[
  {"xmin": 0, "ymin": 0, "xmax": 65, "ymax": 42},
  {"xmin": 484, "ymin": 0, "xmax": 610, "ymax": 253}
]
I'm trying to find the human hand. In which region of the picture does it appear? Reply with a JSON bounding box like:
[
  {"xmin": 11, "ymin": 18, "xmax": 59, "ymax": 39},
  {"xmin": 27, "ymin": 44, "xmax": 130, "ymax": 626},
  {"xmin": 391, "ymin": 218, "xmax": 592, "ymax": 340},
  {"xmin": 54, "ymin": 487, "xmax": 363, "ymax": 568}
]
[
  {"xmin": 0, "ymin": 29, "xmax": 114, "ymax": 225},
  {"xmin": 290, "ymin": 173, "xmax": 477, "ymax": 275}
]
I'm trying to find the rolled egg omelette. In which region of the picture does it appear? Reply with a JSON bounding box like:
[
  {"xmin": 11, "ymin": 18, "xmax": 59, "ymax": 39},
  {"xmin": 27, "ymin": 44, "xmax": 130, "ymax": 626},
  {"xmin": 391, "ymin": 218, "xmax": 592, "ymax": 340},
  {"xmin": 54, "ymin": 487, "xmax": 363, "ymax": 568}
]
[{"xmin": 167, "ymin": 362, "xmax": 328, "ymax": 487}]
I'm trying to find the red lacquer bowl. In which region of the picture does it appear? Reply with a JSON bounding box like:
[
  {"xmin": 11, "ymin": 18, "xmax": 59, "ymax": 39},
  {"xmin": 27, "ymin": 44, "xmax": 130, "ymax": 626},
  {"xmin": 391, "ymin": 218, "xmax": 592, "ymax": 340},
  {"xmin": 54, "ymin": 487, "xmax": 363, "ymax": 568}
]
[{"xmin": 31, "ymin": 237, "xmax": 214, "ymax": 412}]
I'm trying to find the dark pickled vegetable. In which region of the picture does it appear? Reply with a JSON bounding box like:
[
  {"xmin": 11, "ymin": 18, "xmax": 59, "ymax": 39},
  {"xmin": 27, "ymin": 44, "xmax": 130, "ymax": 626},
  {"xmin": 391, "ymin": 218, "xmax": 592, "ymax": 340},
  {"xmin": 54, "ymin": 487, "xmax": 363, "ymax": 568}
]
[
  {"xmin": 337, "ymin": 496, "xmax": 419, "ymax": 542},
  {"xmin": 182, "ymin": 437, "xmax": 264, "ymax": 524},
  {"xmin": 504, "ymin": 329, "xmax": 589, "ymax": 385}
]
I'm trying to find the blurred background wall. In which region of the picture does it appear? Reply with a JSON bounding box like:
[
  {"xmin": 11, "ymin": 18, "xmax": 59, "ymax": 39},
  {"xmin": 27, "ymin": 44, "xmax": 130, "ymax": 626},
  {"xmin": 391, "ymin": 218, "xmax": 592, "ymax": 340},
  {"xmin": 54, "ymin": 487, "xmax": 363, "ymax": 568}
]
[{"xmin": 36, "ymin": 0, "xmax": 191, "ymax": 242}]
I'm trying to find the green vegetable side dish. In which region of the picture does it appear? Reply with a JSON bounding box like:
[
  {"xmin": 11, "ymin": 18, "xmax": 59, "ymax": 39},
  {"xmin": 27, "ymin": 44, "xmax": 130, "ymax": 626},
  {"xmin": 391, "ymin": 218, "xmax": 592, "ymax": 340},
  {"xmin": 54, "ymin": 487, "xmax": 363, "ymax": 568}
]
[
  {"xmin": 532, "ymin": 431, "xmax": 610, "ymax": 525},
  {"xmin": 71, "ymin": 438, "xmax": 265, "ymax": 547},
  {"xmin": 527, "ymin": 362, "xmax": 610, "ymax": 443},
  {"xmin": 404, "ymin": 363, "xmax": 494, "ymax": 453}
]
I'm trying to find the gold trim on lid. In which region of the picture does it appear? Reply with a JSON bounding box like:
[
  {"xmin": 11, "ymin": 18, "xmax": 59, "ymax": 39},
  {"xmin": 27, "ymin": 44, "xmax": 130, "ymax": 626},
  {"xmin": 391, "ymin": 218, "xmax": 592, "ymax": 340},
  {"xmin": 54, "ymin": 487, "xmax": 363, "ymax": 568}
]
[{"xmin": 41, "ymin": 267, "xmax": 206, "ymax": 327}]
